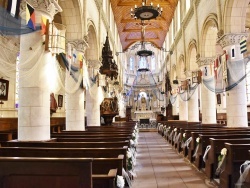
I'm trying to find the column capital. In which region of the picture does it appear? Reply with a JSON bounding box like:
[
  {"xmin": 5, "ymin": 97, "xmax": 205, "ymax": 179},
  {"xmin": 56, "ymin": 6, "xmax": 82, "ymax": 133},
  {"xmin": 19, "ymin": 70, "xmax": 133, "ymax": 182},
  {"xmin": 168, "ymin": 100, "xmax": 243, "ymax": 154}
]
[
  {"xmin": 21, "ymin": 0, "xmax": 62, "ymax": 19},
  {"xmin": 68, "ymin": 39, "xmax": 89, "ymax": 53},
  {"xmin": 197, "ymin": 57, "xmax": 216, "ymax": 67},
  {"xmin": 217, "ymin": 33, "xmax": 248, "ymax": 48}
]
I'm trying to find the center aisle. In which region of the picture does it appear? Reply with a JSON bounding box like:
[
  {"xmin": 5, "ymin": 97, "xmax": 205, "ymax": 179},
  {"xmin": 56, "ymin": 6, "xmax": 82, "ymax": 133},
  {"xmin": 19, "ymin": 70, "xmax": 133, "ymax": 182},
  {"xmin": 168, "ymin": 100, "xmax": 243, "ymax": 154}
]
[{"xmin": 132, "ymin": 131, "xmax": 217, "ymax": 188}]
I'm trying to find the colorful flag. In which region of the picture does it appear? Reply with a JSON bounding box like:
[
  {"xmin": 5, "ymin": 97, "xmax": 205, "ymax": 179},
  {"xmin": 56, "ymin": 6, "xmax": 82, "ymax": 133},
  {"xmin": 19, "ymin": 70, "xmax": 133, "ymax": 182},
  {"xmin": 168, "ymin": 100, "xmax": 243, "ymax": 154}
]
[
  {"xmin": 26, "ymin": 3, "xmax": 36, "ymax": 30},
  {"xmin": 7, "ymin": 0, "xmax": 21, "ymax": 18},
  {"xmin": 214, "ymin": 58, "xmax": 218, "ymax": 79},
  {"xmin": 41, "ymin": 16, "xmax": 48, "ymax": 35},
  {"xmin": 204, "ymin": 66, "xmax": 207, "ymax": 76},
  {"xmin": 240, "ymin": 38, "xmax": 247, "ymax": 54}
]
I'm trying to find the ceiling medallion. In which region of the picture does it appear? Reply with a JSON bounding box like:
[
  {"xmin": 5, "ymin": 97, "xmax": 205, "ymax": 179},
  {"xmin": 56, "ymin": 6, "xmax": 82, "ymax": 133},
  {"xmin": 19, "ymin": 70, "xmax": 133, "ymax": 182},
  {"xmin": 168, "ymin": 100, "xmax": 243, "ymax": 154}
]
[{"xmin": 131, "ymin": 0, "xmax": 163, "ymax": 20}]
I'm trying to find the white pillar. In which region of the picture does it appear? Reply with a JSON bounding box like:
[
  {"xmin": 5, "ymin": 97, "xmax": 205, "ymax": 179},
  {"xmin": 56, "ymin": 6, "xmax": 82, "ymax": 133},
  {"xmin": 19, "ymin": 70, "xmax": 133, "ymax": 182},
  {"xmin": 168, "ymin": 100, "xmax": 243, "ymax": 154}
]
[
  {"xmin": 188, "ymin": 87, "xmax": 199, "ymax": 122},
  {"xmin": 199, "ymin": 59, "xmax": 217, "ymax": 124},
  {"xmin": 217, "ymin": 33, "xmax": 248, "ymax": 127},
  {"xmin": 65, "ymin": 88, "xmax": 85, "ymax": 130},
  {"xmin": 65, "ymin": 40, "xmax": 88, "ymax": 130},
  {"xmin": 226, "ymin": 80, "xmax": 247, "ymax": 127},
  {"xmin": 119, "ymin": 98, "xmax": 126, "ymax": 117},
  {"xmin": 86, "ymin": 83, "xmax": 103, "ymax": 126},
  {"xmin": 201, "ymin": 84, "xmax": 216, "ymax": 123},
  {"xmin": 179, "ymin": 94, "xmax": 188, "ymax": 120},
  {"xmin": 18, "ymin": 1, "xmax": 61, "ymax": 141},
  {"xmin": 86, "ymin": 60, "xmax": 104, "ymax": 126}
]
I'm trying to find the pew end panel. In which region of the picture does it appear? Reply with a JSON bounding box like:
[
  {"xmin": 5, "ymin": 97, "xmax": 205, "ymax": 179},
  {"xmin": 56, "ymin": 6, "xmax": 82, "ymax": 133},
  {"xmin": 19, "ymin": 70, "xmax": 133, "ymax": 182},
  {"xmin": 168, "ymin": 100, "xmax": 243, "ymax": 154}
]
[
  {"xmin": 92, "ymin": 169, "xmax": 117, "ymax": 188},
  {"xmin": 220, "ymin": 143, "xmax": 250, "ymax": 188},
  {"xmin": 0, "ymin": 157, "xmax": 93, "ymax": 188}
]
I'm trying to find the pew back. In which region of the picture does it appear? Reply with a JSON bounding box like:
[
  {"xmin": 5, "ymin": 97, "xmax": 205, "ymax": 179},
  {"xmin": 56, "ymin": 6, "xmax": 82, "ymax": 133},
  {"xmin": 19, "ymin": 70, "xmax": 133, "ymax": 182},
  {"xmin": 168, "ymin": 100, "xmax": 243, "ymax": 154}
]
[{"xmin": 0, "ymin": 157, "xmax": 93, "ymax": 188}]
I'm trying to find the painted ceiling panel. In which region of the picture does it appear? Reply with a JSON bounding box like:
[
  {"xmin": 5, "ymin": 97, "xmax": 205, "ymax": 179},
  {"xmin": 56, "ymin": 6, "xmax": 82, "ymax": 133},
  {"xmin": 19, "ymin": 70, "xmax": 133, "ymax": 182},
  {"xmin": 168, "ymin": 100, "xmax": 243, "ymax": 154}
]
[{"xmin": 110, "ymin": 0, "xmax": 178, "ymax": 50}]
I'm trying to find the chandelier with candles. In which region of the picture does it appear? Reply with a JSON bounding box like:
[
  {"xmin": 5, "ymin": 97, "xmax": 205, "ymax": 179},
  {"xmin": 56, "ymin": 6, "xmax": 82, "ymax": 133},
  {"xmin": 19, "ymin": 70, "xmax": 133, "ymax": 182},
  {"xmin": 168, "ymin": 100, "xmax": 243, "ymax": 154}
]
[{"xmin": 131, "ymin": 0, "xmax": 163, "ymax": 20}]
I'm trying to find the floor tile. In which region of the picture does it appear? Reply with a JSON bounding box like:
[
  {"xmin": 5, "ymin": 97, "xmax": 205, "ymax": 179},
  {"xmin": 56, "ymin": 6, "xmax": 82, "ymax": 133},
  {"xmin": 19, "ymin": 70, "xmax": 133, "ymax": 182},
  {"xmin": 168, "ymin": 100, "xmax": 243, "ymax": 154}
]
[{"xmin": 132, "ymin": 131, "xmax": 211, "ymax": 188}]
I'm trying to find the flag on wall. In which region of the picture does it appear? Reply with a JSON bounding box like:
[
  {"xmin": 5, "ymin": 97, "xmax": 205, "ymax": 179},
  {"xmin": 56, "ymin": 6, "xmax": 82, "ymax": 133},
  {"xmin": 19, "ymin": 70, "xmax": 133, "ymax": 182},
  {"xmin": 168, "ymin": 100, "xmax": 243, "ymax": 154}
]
[
  {"xmin": 41, "ymin": 16, "xmax": 48, "ymax": 35},
  {"xmin": 26, "ymin": 3, "xmax": 36, "ymax": 30},
  {"xmin": 7, "ymin": 0, "xmax": 21, "ymax": 18},
  {"xmin": 240, "ymin": 38, "xmax": 247, "ymax": 54},
  {"xmin": 214, "ymin": 58, "xmax": 219, "ymax": 79}
]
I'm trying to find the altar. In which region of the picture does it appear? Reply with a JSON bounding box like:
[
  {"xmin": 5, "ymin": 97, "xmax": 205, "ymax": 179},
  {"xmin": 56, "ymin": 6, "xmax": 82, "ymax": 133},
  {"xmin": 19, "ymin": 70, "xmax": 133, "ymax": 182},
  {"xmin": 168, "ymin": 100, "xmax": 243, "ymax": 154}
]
[{"xmin": 134, "ymin": 110, "xmax": 155, "ymax": 121}]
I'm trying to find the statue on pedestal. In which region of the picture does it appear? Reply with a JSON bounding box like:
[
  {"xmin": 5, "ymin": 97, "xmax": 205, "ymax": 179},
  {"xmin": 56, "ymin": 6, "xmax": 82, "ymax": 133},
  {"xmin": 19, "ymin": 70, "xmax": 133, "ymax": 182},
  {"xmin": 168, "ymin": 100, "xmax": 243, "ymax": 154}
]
[{"xmin": 141, "ymin": 94, "xmax": 147, "ymax": 110}]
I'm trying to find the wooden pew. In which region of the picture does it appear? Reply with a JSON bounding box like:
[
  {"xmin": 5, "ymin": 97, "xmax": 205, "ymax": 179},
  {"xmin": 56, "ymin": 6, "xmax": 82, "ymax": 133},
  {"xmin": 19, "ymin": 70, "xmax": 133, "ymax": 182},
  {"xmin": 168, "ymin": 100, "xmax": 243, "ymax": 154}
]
[
  {"xmin": 0, "ymin": 146, "xmax": 128, "ymax": 172},
  {"xmin": 63, "ymin": 130, "xmax": 133, "ymax": 134},
  {"xmin": 174, "ymin": 127, "xmax": 220, "ymax": 152},
  {"xmin": 0, "ymin": 157, "xmax": 93, "ymax": 188},
  {"xmin": 0, "ymin": 132, "xmax": 13, "ymax": 141},
  {"xmin": 55, "ymin": 137, "xmax": 131, "ymax": 142},
  {"xmin": 1, "ymin": 140, "xmax": 130, "ymax": 149},
  {"xmin": 92, "ymin": 169, "xmax": 117, "ymax": 188},
  {"xmin": 205, "ymin": 138, "xmax": 250, "ymax": 180},
  {"xmin": 176, "ymin": 126, "xmax": 226, "ymax": 153},
  {"xmin": 193, "ymin": 132, "xmax": 250, "ymax": 168},
  {"xmin": 187, "ymin": 130, "xmax": 250, "ymax": 162},
  {"xmin": 51, "ymin": 133, "xmax": 132, "ymax": 139},
  {"xmin": 220, "ymin": 143, "xmax": 250, "ymax": 188}
]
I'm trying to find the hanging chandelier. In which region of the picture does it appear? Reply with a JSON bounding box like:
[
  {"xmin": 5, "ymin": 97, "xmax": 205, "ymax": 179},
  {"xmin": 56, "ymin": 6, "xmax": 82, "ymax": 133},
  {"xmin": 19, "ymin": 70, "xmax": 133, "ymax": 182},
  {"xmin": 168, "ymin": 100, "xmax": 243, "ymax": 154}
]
[
  {"xmin": 136, "ymin": 49, "xmax": 154, "ymax": 57},
  {"xmin": 136, "ymin": 41, "xmax": 154, "ymax": 57},
  {"xmin": 131, "ymin": 0, "xmax": 163, "ymax": 20}
]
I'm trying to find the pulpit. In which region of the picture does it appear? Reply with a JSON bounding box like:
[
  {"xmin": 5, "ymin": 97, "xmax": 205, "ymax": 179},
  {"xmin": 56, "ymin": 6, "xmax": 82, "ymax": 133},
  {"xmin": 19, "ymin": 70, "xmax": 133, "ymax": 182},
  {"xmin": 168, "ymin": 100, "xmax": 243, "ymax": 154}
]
[{"xmin": 100, "ymin": 98, "xmax": 118, "ymax": 125}]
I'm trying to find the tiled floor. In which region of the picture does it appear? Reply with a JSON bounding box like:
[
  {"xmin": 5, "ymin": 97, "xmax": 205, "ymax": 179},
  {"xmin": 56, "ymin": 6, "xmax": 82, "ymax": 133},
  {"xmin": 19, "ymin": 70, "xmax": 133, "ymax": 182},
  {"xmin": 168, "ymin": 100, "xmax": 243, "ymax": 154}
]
[{"xmin": 132, "ymin": 131, "xmax": 217, "ymax": 188}]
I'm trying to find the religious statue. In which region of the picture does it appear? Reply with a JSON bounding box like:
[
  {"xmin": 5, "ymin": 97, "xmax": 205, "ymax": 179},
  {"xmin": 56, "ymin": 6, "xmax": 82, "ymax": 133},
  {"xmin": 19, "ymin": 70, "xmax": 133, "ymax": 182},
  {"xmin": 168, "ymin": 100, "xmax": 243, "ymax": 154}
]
[
  {"xmin": 141, "ymin": 94, "xmax": 147, "ymax": 110},
  {"xmin": 141, "ymin": 94, "xmax": 146, "ymax": 104}
]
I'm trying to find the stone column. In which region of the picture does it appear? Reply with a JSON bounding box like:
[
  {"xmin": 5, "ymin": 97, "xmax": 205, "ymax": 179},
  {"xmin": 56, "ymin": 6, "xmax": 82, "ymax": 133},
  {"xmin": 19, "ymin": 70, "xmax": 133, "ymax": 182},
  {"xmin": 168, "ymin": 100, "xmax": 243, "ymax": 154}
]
[
  {"xmin": 86, "ymin": 60, "xmax": 103, "ymax": 126},
  {"xmin": 217, "ymin": 33, "xmax": 248, "ymax": 127},
  {"xmin": 18, "ymin": 0, "xmax": 62, "ymax": 141},
  {"xmin": 198, "ymin": 57, "xmax": 217, "ymax": 124},
  {"xmin": 65, "ymin": 40, "xmax": 88, "ymax": 130},
  {"xmin": 171, "ymin": 85, "xmax": 179, "ymax": 116},
  {"xmin": 187, "ymin": 71, "xmax": 199, "ymax": 122},
  {"xmin": 178, "ymin": 89, "xmax": 188, "ymax": 121}
]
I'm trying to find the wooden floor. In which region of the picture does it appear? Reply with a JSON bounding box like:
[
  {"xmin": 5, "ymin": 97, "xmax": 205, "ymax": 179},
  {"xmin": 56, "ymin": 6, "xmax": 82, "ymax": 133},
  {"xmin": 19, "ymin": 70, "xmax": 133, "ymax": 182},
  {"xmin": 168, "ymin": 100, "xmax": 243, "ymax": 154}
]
[{"xmin": 132, "ymin": 131, "xmax": 218, "ymax": 188}]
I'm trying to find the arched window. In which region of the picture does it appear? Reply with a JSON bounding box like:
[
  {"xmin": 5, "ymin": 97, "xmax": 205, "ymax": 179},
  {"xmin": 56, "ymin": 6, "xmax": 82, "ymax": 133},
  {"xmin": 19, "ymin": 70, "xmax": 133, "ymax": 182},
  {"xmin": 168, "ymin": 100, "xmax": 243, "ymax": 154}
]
[
  {"xmin": 151, "ymin": 56, "xmax": 155, "ymax": 70},
  {"xmin": 177, "ymin": 1, "xmax": 180, "ymax": 31},
  {"xmin": 15, "ymin": 52, "xmax": 19, "ymax": 108},
  {"xmin": 186, "ymin": 0, "xmax": 191, "ymax": 13},
  {"xmin": 139, "ymin": 57, "xmax": 147, "ymax": 69},
  {"xmin": 129, "ymin": 56, "xmax": 134, "ymax": 70},
  {"xmin": 246, "ymin": 60, "xmax": 250, "ymax": 104}
]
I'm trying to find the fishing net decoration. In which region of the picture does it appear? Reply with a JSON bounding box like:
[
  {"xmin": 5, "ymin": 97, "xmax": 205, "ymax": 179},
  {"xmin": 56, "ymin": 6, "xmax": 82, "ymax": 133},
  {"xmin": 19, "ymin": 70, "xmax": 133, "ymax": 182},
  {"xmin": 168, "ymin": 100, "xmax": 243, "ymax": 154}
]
[
  {"xmin": 0, "ymin": 6, "xmax": 41, "ymax": 36},
  {"xmin": 170, "ymin": 56, "xmax": 250, "ymax": 105}
]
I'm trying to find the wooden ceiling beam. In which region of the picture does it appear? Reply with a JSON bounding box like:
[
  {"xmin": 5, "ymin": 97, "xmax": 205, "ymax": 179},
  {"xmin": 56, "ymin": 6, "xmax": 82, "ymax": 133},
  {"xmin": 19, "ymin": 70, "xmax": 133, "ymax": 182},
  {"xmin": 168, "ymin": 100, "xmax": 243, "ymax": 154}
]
[
  {"xmin": 125, "ymin": 38, "xmax": 159, "ymax": 42},
  {"xmin": 123, "ymin": 28, "xmax": 163, "ymax": 32},
  {"xmin": 121, "ymin": 17, "xmax": 166, "ymax": 23},
  {"xmin": 117, "ymin": 1, "xmax": 171, "ymax": 6}
]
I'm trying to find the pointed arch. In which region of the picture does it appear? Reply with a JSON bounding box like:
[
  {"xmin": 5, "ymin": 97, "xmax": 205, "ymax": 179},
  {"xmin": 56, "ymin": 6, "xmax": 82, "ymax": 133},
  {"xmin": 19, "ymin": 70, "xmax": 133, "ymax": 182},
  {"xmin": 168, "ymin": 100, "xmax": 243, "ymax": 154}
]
[
  {"xmin": 200, "ymin": 13, "xmax": 219, "ymax": 57},
  {"xmin": 224, "ymin": 0, "xmax": 249, "ymax": 33},
  {"xmin": 187, "ymin": 40, "xmax": 198, "ymax": 71}
]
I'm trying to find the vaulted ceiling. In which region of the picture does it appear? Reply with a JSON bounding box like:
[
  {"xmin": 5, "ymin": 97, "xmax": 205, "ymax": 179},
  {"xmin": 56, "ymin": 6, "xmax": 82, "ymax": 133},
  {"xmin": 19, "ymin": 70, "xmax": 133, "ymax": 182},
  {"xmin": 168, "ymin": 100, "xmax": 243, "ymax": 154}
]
[{"xmin": 110, "ymin": 0, "xmax": 178, "ymax": 51}]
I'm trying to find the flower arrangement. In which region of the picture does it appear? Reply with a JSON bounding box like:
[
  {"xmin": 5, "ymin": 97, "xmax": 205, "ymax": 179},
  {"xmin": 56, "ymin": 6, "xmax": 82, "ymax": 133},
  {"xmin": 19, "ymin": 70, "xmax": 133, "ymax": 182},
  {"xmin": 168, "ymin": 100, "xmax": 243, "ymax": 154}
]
[
  {"xmin": 218, "ymin": 148, "xmax": 227, "ymax": 162},
  {"xmin": 182, "ymin": 133, "xmax": 187, "ymax": 142},
  {"xmin": 127, "ymin": 150, "xmax": 133, "ymax": 171},
  {"xmin": 196, "ymin": 137, "xmax": 200, "ymax": 144},
  {"xmin": 132, "ymin": 133, "xmax": 136, "ymax": 140},
  {"xmin": 116, "ymin": 175, "xmax": 125, "ymax": 188},
  {"xmin": 167, "ymin": 126, "xmax": 171, "ymax": 134}
]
